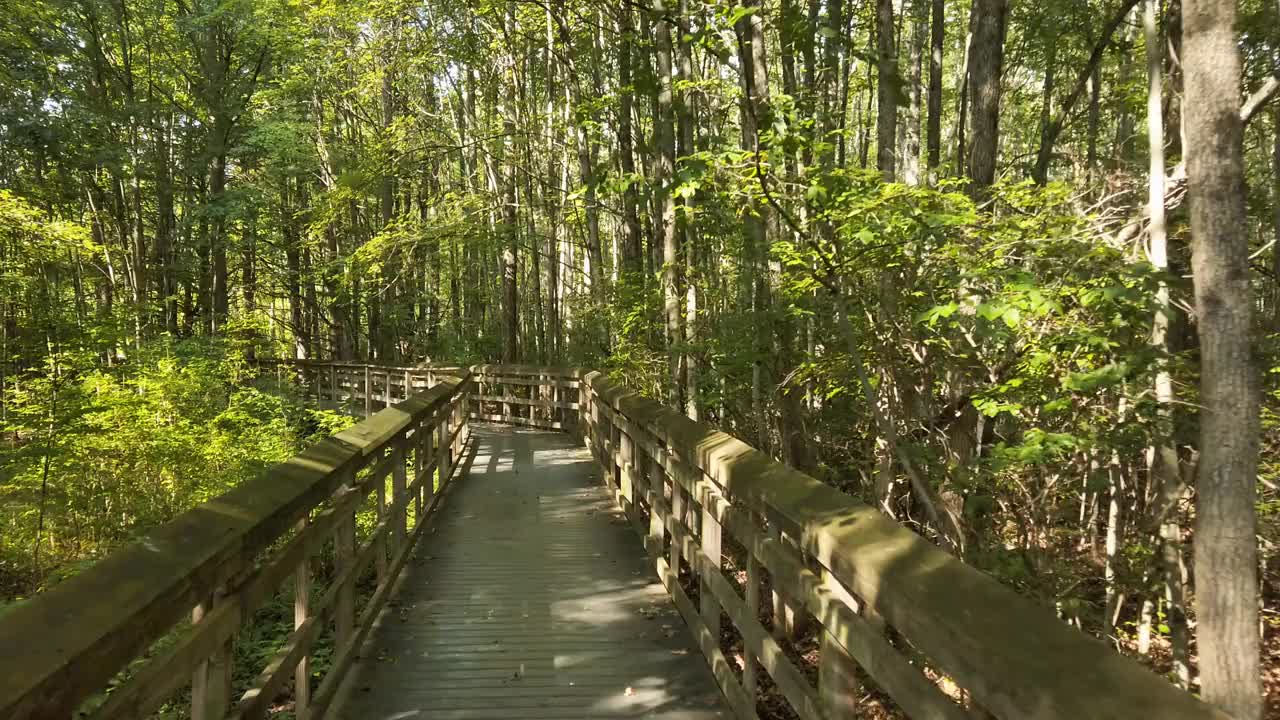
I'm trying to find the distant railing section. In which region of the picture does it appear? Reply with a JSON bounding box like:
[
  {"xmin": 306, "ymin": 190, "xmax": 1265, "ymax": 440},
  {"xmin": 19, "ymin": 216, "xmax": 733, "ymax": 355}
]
[
  {"xmin": 578, "ymin": 371, "xmax": 1226, "ymax": 720},
  {"xmin": 0, "ymin": 366, "xmax": 472, "ymax": 720},
  {"xmin": 469, "ymin": 364, "xmax": 580, "ymax": 431},
  {"xmin": 262, "ymin": 360, "xmax": 580, "ymax": 432},
  {"xmin": 260, "ymin": 358, "xmax": 464, "ymax": 416}
]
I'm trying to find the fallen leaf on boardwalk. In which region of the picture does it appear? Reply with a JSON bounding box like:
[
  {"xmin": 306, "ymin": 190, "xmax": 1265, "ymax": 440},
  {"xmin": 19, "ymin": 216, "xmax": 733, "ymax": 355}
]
[{"xmin": 625, "ymin": 687, "xmax": 634, "ymax": 696}]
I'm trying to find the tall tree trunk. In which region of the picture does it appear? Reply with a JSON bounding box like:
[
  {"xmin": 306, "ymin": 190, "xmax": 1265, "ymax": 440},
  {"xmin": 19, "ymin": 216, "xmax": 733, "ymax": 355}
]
[
  {"xmin": 655, "ymin": 1, "xmax": 684, "ymax": 408},
  {"xmin": 553, "ymin": 6, "xmax": 605, "ymax": 307},
  {"xmin": 618, "ymin": 8, "xmax": 644, "ymax": 276},
  {"xmin": 875, "ymin": 0, "xmax": 898, "ymax": 179},
  {"xmin": 284, "ymin": 180, "xmax": 308, "ymax": 360},
  {"xmin": 208, "ymin": 129, "xmax": 230, "ymax": 332},
  {"xmin": 953, "ymin": 5, "xmax": 975, "ymax": 175},
  {"xmin": 1036, "ymin": 36, "xmax": 1057, "ymax": 183},
  {"xmin": 901, "ymin": 0, "xmax": 926, "ymax": 184},
  {"xmin": 1142, "ymin": 0, "xmax": 1190, "ymax": 688},
  {"xmin": 501, "ymin": 18, "xmax": 520, "ymax": 363},
  {"xmin": 1087, "ymin": 64, "xmax": 1101, "ymax": 186},
  {"xmin": 1183, "ymin": 0, "xmax": 1262, "ymax": 716},
  {"xmin": 154, "ymin": 115, "xmax": 178, "ymax": 334},
  {"xmin": 1273, "ymin": 107, "xmax": 1280, "ymax": 329},
  {"xmin": 926, "ymin": 0, "xmax": 944, "ymax": 174},
  {"xmin": 677, "ymin": 0, "xmax": 699, "ymax": 420},
  {"xmin": 965, "ymin": 0, "xmax": 1007, "ymax": 191}
]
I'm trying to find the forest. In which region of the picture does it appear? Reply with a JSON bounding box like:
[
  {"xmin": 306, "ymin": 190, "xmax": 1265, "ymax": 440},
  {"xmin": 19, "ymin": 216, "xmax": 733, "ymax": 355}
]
[{"xmin": 0, "ymin": 0, "xmax": 1277, "ymax": 716}]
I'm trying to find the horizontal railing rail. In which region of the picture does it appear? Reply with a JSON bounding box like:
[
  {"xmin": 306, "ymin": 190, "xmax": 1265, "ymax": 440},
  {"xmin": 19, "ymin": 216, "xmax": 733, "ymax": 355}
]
[{"xmin": 0, "ymin": 367, "xmax": 472, "ymax": 720}]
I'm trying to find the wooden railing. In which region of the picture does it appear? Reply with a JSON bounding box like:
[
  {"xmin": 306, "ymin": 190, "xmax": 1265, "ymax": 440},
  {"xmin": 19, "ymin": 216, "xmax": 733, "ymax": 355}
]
[
  {"xmin": 469, "ymin": 364, "xmax": 580, "ymax": 430},
  {"xmin": 0, "ymin": 359, "xmax": 1232, "ymax": 720},
  {"xmin": 265, "ymin": 361, "xmax": 580, "ymax": 432},
  {"xmin": 0, "ymin": 367, "xmax": 472, "ymax": 719},
  {"xmin": 261, "ymin": 358, "xmax": 464, "ymax": 416},
  {"xmin": 577, "ymin": 370, "xmax": 1228, "ymax": 720}
]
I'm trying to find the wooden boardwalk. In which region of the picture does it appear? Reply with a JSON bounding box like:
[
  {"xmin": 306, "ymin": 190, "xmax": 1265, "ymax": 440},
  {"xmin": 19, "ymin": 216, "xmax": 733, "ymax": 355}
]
[{"xmin": 333, "ymin": 424, "xmax": 730, "ymax": 719}]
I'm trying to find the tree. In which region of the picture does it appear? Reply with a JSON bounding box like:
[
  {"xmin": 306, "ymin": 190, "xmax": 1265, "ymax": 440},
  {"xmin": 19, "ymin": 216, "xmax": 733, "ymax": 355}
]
[
  {"xmin": 875, "ymin": 0, "xmax": 897, "ymax": 179},
  {"xmin": 966, "ymin": 0, "xmax": 1006, "ymax": 190},
  {"xmin": 1183, "ymin": 0, "xmax": 1262, "ymax": 716}
]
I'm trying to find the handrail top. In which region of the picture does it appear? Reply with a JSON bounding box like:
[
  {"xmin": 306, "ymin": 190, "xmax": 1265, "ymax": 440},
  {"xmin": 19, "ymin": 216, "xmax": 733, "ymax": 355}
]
[
  {"xmin": 259, "ymin": 358, "xmax": 581, "ymax": 380},
  {"xmin": 470, "ymin": 364, "xmax": 582, "ymax": 378},
  {"xmin": 0, "ymin": 372, "xmax": 471, "ymax": 719},
  {"xmin": 581, "ymin": 370, "xmax": 1227, "ymax": 720},
  {"xmin": 259, "ymin": 358, "xmax": 445, "ymax": 373}
]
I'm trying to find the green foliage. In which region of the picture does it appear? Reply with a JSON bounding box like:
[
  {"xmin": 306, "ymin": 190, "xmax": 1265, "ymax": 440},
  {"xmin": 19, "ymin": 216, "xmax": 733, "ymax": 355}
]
[{"xmin": 0, "ymin": 336, "xmax": 350, "ymax": 596}]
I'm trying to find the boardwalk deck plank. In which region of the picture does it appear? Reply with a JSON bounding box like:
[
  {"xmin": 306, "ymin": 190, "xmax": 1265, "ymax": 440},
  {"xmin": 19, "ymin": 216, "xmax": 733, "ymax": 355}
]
[{"xmin": 335, "ymin": 425, "xmax": 730, "ymax": 720}]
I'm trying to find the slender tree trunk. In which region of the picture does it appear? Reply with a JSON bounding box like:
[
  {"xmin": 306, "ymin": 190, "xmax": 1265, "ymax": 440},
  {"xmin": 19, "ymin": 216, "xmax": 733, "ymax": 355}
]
[
  {"xmin": 901, "ymin": 0, "xmax": 926, "ymax": 184},
  {"xmin": 208, "ymin": 130, "xmax": 230, "ymax": 331},
  {"xmin": 618, "ymin": 8, "xmax": 644, "ymax": 276},
  {"xmin": 677, "ymin": 0, "xmax": 698, "ymax": 420},
  {"xmin": 1273, "ymin": 107, "xmax": 1280, "ymax": 330},
  {"xmin": 953, "ymin": 5, "xmax": 974, "ymax": 175},
  {"xmin": 965, "ymin": 0, "xmax": 1007, "ymax": 191},
  {"xmin": 1143, "ymin": 0, "xmax": 1189, "ymax": 687},
  {"xmin": 655, "ymin": 1, "xmax": 684, "ymax": 408},
  {"xmin": 1036, "ymin": 36, "xmax": 1057, "ymax": 183},
  {"xmin": 553, "ymin": 6, "xmax": 605, "ymax": 307},
  {"xmin": 875, "ymin": 0, "xmax": 898, "ymax": 179},
  {"xmin": 1183, "ymin": 0, "xmax": 1262, "ymax": 715},
  {"xmin": 926, "ymin": 0, "xmax": 945, "ymax": 174},
  {"xmin": 1087, "ymin": 64, "xmax": 1101, "ymax": 186}
]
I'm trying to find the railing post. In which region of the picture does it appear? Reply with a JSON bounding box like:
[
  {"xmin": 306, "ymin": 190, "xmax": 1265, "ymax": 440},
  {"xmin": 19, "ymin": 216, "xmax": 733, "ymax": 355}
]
[
  {"xmin": 413, "ymin": 423, "xmax": 425, "ymax": 519},
  {"xmin": 364, "ymin": 365, "xmax": 372, "ymax": 417},
  {"xmin": 404, "ymin": 369, "xmax": 411, "ymax": 399},
  {"xmin": 330, "ymin": 364, "xmax": 338, "ymax": 408},
  {"xmin": 619, "ymin": 428, "xmax": 635, "ymax": 512},
  {"xmin": 744, "ymin": 515, "xmax": 762, "ymax": 699},
  {"xmin": 438, "ymin": 408, "xmax": 451, "ymax": 486},
  {"xmin": 641, "ymin": 441, "xmax": 665, "ymax": 558},
  {"xmin": 668, "ymin": 469, "xmax": 685, "ymax": 591},
  {"xmin": 818, "ymin": 568, "xmax": 862, "ymax": 717},
  {"xmin": 392, "ymin": 439, "xmax": 407, "ymax": 552},
  {"xmin": 294, "ymin": 517, "xmax": 312, "ymax": 720},
  {"xmin": 375, "ymin": 448, "xmax": 388, "ymax": 586},
  {"xmin": 335, "ymin": 472, "xmax": 356, "ymax": 652},
  {"xmin": 190, "ymin": 593, "xmax": 232, "ymax": 720},
  {"xmin": 384, "ymin": 371, "xmax": 392, "ymax": 408},
  {"xmin": 770, "ymin": 529, "xmax": 809, "ymax": 639},
  {"xmin": 423, "ymin": 414, "xmax": 437, "ymax": 502},
  {"xmin": 455, "ymin": 395, "xmax": 465, "ymax": 455},
  {"xmin": 700, "ymin": 498, "xmax": 723, "ymax": 644}
]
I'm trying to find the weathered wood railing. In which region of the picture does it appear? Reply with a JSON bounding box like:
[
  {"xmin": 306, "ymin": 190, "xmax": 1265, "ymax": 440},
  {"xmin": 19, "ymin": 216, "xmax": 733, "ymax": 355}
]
[
  {"xmin": 278, "ymin": 361, "xmax": 1230, "ymax": 719},
  {"xmin": 261, "ymin": 358, "xmax": 464, "ymax": 416},
  {"xmin": 265, "ymin": 361, "xmax": 579, "ymax": 431},
  {"xmin": 469, "ymin": 364, "xmax": 580, "ymax": 430},
  {"xmin": 573, "ymin": 371, "xmax": 1227, "ymax": 720},
  {"xmin": 0, "ymin": 367, "xmax": 472, "ymax": 719},
  {"xmin": 0, "ymin": 358, "xmax": 1232, "ymax": 720}
]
